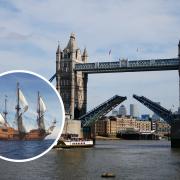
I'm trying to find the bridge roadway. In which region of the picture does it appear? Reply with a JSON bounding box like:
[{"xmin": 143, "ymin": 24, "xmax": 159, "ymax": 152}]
[{"xmin": 74, "ymin": 58, "xmax": 180, "ymax": 73}]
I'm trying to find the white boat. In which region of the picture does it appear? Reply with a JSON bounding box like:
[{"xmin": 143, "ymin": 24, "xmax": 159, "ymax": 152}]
[{"xmin": 54, "ymin": 138, "xmax": 94, "ymax": 148}]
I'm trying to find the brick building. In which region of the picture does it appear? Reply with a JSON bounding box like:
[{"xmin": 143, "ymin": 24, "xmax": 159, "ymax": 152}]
[{"xmin": 95, "ymin": 116, "xmax": 152, "ymax": 136}]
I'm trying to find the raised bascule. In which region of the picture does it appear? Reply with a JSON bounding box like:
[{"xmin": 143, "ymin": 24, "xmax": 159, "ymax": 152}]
[
  {"xmin": 50, "ymin": 33, "xmax": 180, "ymax": 147},
  {"xmin": 133, "ymin": 94, "xmax": 180, "ymax": 148}
]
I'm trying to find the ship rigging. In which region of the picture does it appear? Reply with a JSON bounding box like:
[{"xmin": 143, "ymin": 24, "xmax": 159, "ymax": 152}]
[{"xmin": 0, "ymin": 82, "xmax": 56, "ymax": 140}]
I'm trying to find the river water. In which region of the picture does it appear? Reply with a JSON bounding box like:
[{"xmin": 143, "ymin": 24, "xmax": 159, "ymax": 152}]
[
  {"xmin": 0, "ymin": 140, "xmax": 180, "ymax": 180},
  {"xmin": 0, "ymin": 139, "xmax": 54, "ymax": 160}
]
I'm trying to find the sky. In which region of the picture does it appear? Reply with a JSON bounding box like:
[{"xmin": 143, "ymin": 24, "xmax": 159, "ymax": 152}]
[
  {"xmin": 0, "ymin": 0, "xmax": 180, "ymax": 116},
  {"xmin": 0, "ymin": 72, "xmax": 63, "ymax": 139}
]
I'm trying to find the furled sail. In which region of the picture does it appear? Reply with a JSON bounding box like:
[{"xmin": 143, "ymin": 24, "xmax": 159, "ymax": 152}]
[
  {"xmin": 0, "ymin": 113, "xmax": 6, "ymax": 126},
  {"xmin": 39, "ymin": 97, "xmax": 46, "ymax": 114},
  {"xmin": 19, "ymin": 89, "xmax": 28, "ymax": 113}
]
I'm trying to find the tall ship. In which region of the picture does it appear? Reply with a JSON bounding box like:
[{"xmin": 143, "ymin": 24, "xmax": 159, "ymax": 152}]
[{"xmin": 0, "ymin": 82, "xmax": 56, "ymax": 140}]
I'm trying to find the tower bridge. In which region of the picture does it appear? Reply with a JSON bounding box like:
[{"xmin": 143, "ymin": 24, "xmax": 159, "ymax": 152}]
[{"xmin": 51, "ymin": 33, "xmax": 180, "ymax": 147}]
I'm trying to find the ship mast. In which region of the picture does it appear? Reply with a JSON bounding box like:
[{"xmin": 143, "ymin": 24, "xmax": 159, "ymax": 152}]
[
  {"xmin": 16, "ymin": 82, "xmax": 21, "ymax": 132},
  {"xmin": 17, "ymin": 83, "xmax": 20, "ymax": 116},
  {"xmin": 3, "ymin": 95, "xmax": 8, "ymax": 125},
  {"xmin": 37, "ymin": 91, "xmax": 40, "ymax": 128},
  {"xmin": 14, "ymin": 82, "xmax": 28, "ymax": 134}
]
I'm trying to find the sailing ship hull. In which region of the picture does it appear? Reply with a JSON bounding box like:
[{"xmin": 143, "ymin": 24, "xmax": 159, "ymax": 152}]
[
  {"xmin": 0, "ymin": 127, "xmax": 50, "ymax": 140},
  {"xmin": 25, "ymin": 129, "xmax": 50, "ymax": 140}
]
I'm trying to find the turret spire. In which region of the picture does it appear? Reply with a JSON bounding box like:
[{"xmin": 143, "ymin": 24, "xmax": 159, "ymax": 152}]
[
  {"xmin": 56, "ymin": 41, "xmax": 61, "ymax": 93},
  {"xmin": 82, "ymin": 47, "xmax": 88, "ymax": 62},
  {"xmin": 83, "ymin": 47, "xmax": 88, "ymax": 57},
  {"xmin": 65, "ymin": 32, "xmax": 78, "ymax": 51},
  {"xmin": 56, "ymin": 41, "xmax": 61, "ymax": 54}
]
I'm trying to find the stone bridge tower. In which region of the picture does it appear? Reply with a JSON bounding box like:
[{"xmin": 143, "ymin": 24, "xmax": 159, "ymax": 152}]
[{"xmin": 56, "ymin": 33, "xmax": 88, "ymax": 119}]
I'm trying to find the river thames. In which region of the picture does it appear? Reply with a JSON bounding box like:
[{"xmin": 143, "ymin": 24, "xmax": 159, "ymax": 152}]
[
  {"xmin": 0, "ymin": 139, "xmax": 54, "ymax": 160},
  {"xmin": 0, "ymin": 140, "xmax": 180, "ymax": 180}
]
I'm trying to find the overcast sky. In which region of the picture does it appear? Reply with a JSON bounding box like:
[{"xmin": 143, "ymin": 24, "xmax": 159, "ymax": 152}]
[{"xmin": 0, "ymin": 0, "xmax": 180, "ymax": 116}]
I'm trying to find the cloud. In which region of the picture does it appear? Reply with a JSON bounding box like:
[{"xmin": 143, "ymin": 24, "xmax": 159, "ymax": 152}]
[
  {"xmin": 1, "ymin": 32, "xmax": 32, "ymax": 41},
  {"xmin": 0, "ymin": 0, "xmax": 20, "ymax": 12}
]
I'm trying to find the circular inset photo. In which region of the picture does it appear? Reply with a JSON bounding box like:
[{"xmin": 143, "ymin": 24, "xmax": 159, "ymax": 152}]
[{"xmin": 0, "ymin": 70, "xmax": 65, "ymax": 162}]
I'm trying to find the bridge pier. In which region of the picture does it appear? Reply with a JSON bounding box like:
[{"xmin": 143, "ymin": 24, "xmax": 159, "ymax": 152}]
[
  {"xmin": 173, "ymin": 43, "xmax": 180, "ymax": 147},
  {"xmin": 83, "ymin": 125, "xmax": 96, "ymax": 144},
  {"xmin": 178, "ymin": 70, "xmax": 180, "ymax": 114},
  {"xmin": 178, "ymin": 41, "xmax": 180, "ymax": 113},
  {"xmin": 171, "ymin": 118, "xmax": 180, "ymax": 148}
]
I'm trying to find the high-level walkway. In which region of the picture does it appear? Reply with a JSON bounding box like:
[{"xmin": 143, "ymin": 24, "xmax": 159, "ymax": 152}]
[
  {"xmin": 74, "ymin": 58, "xmax": 179, "ymax": 74},
  {"xmin": 49, "ymin": 58, "xmax": 180, "ymax": 82}
]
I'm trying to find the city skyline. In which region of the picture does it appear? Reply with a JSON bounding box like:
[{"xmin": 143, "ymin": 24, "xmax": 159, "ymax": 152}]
[
  {"xmin": 111, "ymin": 103, "xmax": 165, "ymax": 118},
  {"xmin": 0, "ymin": 0, "xmax": 180, "ymax": 115}
]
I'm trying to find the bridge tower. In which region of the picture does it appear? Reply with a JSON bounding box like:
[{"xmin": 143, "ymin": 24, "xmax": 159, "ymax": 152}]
[
  {"xmin": 171, "ymin": 41, "xmax": 180, "ymax": 148},
  {"xmin": 56, "ymin": 33, "xmax": 88, "ymax": 119}
]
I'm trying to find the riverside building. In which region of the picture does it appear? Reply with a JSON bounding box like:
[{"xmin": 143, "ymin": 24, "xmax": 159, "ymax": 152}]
[{"xmin": 95, "ymin": 116, "xmax": 152, "ymax": 136}]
